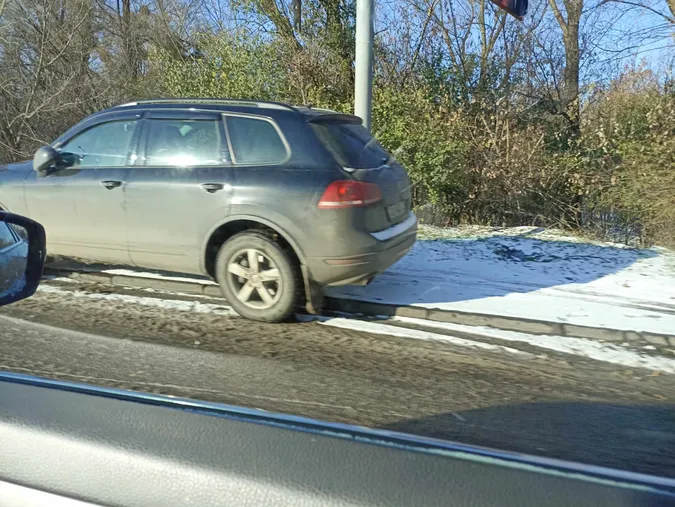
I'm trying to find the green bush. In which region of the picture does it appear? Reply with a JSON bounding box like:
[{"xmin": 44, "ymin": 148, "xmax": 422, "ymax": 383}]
[
  {"xmin": 372, "ymin": 86, "xmax": 474, "ymax": 220},
  {"xmin": 149, "ymin": 33, "xmax": 290, "ymax": 100},
  {"xmin": 149, "ymin": 40, "xmax": 674, "ymax": 243},
  {"xmin": 583, "ymin": 71, "xmax": 675, "ymax": 245}
]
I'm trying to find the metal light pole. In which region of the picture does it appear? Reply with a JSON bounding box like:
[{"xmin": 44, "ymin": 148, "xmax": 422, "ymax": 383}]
[
  {"xmin": 354, "ymin": 0, "xmax": 374, "ymax": 131},
  {"xmin": 354, "ymin": 0, "xmax": 527, "ymax": 132}
]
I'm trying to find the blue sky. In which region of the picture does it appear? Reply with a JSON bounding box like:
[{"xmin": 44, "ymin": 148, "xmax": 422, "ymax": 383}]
[{"xmin": 207, "ymin": 0, "xmax": 673, "ymax": 77}]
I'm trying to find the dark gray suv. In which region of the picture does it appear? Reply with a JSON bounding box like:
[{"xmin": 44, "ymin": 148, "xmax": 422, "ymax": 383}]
[{"xmin": 0, "ymin": 99, "xmax": 417, "ymax": 322}]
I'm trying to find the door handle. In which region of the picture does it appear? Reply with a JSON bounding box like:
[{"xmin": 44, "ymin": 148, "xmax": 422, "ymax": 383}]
[
  {"xmin": 201, "ymin": 183, "xmax": 226, "ymax": 193},
  {"xmin": 100, "ymin": 180, "xmax": 122, "ymax": 190}
]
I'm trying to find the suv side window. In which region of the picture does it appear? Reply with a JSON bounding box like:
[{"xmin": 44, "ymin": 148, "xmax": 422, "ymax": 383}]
[
  {"xmin": 0, "ymin": 221, "xmax": 27, "ymax": 293},
  {"xmin": 144, "ymin": 119, "xmax": 223, "ymax": 167},
  {"xmin": 0, "ymin": 222, "xmax": 18, "ymax": 251},
  {"xmin": 59, "ymin": 120, "xmax": 138, "ymax": 168},
  {"xmin": 225, "ymin": 116, "xmax": 287, "ymax": 165},
  {"xmin": 8, "ymin": 223, "xmax": 27, "ymax": 241}
]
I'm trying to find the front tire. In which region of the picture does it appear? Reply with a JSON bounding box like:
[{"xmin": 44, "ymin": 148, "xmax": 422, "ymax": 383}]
[{"xmin": 214, "ymin": 231, "xmax": 300, "ymax": 322}]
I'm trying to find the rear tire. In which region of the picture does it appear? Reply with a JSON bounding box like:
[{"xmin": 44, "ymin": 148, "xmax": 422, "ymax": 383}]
[{"xmin": 214, "ymin": 231, "xmax": 301, "ymax": 323}]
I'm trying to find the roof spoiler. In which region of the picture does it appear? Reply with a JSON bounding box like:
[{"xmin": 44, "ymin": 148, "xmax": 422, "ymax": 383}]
[{"xmin": 307, "ymin": 113, "xmax": 363, "ymax": 125}]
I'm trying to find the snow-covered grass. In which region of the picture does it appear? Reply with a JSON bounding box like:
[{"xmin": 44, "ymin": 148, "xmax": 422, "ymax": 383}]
[
  {"xmin": 414, "ymin": 223, "xmax": 657, "ymax": 245},
  {"xmin": 328, "ymin": 224, "xmax": 675, "ymax": 336},
  {"xmin": 416, "ymin": 224, "xmax": 595, "ymax": 243}
]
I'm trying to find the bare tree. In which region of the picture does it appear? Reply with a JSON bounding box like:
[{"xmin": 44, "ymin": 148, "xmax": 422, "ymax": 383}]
[
  {"xmin": 0, "ymin": 0, "xmax": 97, "ymax": 160},
  {"xmin": 548, "ymin": 0, "xmax": 583, "ymax": 132}
]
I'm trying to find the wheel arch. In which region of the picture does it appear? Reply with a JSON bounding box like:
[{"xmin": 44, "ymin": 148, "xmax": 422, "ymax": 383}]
[{"xmin": 201, "ymin": 215, "xmax": 306, "ymax": 279}]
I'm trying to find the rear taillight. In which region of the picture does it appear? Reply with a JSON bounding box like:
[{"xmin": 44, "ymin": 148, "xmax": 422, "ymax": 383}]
[{"xmin": 317, "ymin": 181, "xmax": 382, "ymax": 209}]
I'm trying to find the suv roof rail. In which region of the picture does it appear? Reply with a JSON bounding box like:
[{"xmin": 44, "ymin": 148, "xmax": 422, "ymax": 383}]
[
  {"xmin": 300, "ymin": 106, "xmax": 338, "ymax": 113},
  {"xmin": 115, "ymin": 98, "xmax": 299, "ymax": 112}
]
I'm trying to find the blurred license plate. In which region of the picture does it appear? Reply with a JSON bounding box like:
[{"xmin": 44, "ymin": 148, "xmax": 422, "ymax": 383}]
[{"xmin": 387, "ymin": 201, "xmax": 406, "ymax": 221}]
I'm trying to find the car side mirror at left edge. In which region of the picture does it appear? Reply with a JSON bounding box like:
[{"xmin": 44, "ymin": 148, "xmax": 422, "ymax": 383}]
[{"xmin": 0, "ymin": 212, "xmax": 46, "ymax": 307}]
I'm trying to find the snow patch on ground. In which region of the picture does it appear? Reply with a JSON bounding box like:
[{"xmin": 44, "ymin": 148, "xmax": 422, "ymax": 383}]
[
  {"xmin": 103, "ymin": 269, "xmax": 218, "ymax": 285},
  {"xmin": 328, "ymin": 224, "xmax": 675, "ymax": 335},
  {"xmin": 392, "ymin": 316, "xmax": 675, "ymax": 374},
  {"xmin": 42, "ymin": 276, "xmax": 80, "ymax": 283},
  {"xmin": 317, "ymin": 317, "xmax": 532, "ymax": 357}
]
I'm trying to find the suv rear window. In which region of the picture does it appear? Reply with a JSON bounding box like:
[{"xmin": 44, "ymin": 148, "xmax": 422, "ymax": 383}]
[{"xmin": 312, "ymin": 122, "xmax": 390, "ymax": 169}]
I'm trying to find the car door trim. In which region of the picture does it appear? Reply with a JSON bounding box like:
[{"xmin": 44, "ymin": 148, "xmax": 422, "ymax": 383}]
[{"xmin": 1, "ymin": 372, "xmax": 674, "ymax": 507}]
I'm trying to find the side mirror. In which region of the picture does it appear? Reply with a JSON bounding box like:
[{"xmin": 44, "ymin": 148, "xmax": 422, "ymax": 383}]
[
  {"xmin": 0, "ymin": 212, "xmax": 46, "ymax": 307},
  {"xmin": 33, "ymin": 146, "xmax": 59, "ymax": 173}
]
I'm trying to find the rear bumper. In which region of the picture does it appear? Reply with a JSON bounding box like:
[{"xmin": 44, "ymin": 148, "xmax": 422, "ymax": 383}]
[{"xmin": 306, "ymin": 212, "xmax": 417, "ymax": 286}]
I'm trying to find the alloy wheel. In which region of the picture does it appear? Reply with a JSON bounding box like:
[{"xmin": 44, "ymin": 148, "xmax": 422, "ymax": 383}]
[{"xmin": 226, "ymin": 248, "xmax": 283, "ymax": 309}]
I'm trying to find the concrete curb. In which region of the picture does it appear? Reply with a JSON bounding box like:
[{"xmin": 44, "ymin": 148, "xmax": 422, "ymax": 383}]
[
  {"xmin": 45, "ymin": 267, "xmax": 675, "ymax": 348},
  {"xmin": 324, "ymin": 298, "xmax": 675, "ymax": 347}
]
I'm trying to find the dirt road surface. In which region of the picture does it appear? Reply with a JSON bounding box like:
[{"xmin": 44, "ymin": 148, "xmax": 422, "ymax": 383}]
[{"xmin": 1, "ymin": 277, "xmax": 674, "ymax": 477}]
